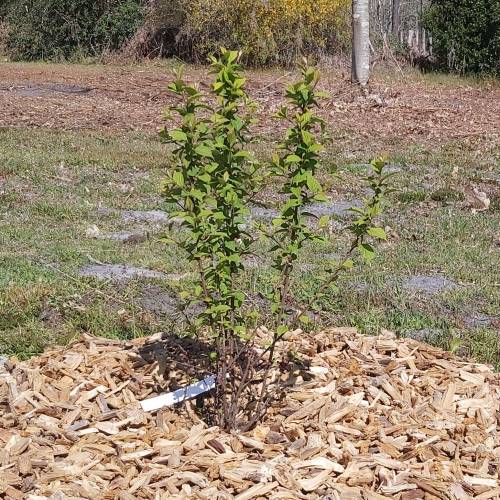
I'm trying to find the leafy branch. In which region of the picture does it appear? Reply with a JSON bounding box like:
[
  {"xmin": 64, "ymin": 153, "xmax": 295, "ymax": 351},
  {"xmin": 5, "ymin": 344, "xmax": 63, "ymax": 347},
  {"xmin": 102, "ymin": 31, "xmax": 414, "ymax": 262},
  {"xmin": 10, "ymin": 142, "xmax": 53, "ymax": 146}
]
[{"xmin": 161, "ymin": 55, "xmax": 393, "ymax": 431}]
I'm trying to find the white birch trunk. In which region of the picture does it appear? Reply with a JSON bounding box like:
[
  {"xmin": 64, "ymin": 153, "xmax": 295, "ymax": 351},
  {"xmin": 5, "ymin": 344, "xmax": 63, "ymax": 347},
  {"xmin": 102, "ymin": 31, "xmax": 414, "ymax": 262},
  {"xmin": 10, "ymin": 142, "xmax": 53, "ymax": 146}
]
[{"xmin": 351, "ymin": 0, "xmax": 370, "ymax": 86}]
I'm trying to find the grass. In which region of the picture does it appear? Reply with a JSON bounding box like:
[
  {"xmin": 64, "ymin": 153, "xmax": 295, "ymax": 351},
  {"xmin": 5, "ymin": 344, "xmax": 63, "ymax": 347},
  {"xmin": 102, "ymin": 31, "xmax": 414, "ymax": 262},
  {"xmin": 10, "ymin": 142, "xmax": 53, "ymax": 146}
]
[
  {"xmin": 376, "ymin": 65, "xmax": 500, "ymax": 88},
  {"xmin": 0, "ymin": 123, "xmax": 499, "ymax": 367}
]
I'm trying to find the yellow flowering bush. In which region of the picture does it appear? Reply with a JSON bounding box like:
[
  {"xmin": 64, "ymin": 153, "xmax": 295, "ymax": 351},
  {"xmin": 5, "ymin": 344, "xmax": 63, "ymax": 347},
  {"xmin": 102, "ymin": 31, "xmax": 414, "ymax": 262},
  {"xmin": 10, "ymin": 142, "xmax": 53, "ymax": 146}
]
[{"xmin": 176, "ymin": 0, "xmax": 351, "ymax": 65}]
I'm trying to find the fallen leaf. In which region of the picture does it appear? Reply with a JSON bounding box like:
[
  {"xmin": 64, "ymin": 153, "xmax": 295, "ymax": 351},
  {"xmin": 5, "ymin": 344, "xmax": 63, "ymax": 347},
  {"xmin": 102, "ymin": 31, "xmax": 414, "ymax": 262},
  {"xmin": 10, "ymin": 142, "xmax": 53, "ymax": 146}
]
[{"xmin": 464, "ymin": 186, "xmax": 490, "ymax": 212}]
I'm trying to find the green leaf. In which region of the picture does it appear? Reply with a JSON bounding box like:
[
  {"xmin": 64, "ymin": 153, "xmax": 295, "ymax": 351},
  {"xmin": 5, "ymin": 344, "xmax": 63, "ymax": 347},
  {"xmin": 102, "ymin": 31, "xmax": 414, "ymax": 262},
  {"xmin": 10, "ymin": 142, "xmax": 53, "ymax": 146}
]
[
  {"xmin": 298, "ymin": 315, "xmax": 310, "ymax": 324},
  {"xmin": 235, "ymin": 150, "xmax": 251, "ymax": 159},
  {"xmin": 342, "ymin": 258, "xmax": 354, "ymax": 269},
  {"xmin": 315, "ymin": 90, "xmax": 331, "ymax": 99},
  {"xmin": 308, "ymin": 143, "xmax": 324, "ymax": 153},
  {"xmin": 318, "ymin": 215, "xmax": 330, "ymax": 228},
  {"xmin": 301, "ymin": 130, "xmax": 313, "ymax": 146},
  {"xmin": 198, "ymin": 173, "xmax": 211, "ymax": 183},
  {"xmin": 306, "ymin": 174, "xmax": 322, "ymax": 193},
  {"xmin": 313, "ymin": 193, "xmax": 328, "ymax": 202},
  {"xmin": 195, "ymin": 145, "xmax": 213, "ymax": 158},
  {"xmin": 367, "ymin": 227, "xmax": 387, "ymax": 240},
  {"xmin": 227, "ymin": 50, "xmax": 238, "ymax": 64},
  {"xmin": 233, "ymin": 78, "xmax": 245, "ymax": 89},
  {"xmin": 173, "ymin": 171, "xmax": 184, "ymax": 187},
  {"xmin": 169, "ymin": 130, "xmax": 188, "ymax": 142},
  {"xmin": 358, "ymin": 242, "xmax": 375, "ymax": 262},
  {"xmin": 277, "ymin": 325, "xmax": 288, "ymax": 336},
  {"xmin": 285, "ymin": 154, "xmax": 301, "ymax": 164}
]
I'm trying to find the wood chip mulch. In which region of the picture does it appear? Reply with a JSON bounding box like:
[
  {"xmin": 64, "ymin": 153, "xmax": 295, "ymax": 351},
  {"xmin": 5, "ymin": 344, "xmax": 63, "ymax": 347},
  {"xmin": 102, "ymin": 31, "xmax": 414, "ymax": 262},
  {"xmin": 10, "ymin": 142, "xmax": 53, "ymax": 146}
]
[{"xmin": 0, "ymin": 328, "xmax": 499, "ymax": 499}]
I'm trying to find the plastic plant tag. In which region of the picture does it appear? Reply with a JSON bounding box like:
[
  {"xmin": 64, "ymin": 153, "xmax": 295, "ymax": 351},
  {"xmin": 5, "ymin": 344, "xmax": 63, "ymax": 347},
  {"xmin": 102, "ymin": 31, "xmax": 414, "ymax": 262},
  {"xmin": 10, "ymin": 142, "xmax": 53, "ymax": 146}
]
[{"xmin": 140, "ymin": 375, "xmax": 216, "ymax": 412}]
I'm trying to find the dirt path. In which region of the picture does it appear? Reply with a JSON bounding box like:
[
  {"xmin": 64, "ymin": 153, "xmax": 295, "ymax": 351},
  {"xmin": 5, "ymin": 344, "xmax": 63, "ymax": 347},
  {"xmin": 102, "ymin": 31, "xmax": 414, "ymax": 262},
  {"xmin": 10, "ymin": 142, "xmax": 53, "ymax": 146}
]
[{"xmin": 0, "ymin": 62, "xmax": 499, "ymax": 151}]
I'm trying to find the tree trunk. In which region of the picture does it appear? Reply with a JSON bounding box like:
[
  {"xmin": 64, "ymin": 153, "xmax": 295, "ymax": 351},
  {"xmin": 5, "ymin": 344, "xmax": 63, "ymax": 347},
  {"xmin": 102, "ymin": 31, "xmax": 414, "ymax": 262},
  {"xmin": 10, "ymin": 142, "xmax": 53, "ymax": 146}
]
[
  {"xmin": 351, "ymin": 0, "xmax": 370, "ymax": 86},
  {"xmin": 391, "ymin": 0, "xmax": 400, "ymax": 36}
]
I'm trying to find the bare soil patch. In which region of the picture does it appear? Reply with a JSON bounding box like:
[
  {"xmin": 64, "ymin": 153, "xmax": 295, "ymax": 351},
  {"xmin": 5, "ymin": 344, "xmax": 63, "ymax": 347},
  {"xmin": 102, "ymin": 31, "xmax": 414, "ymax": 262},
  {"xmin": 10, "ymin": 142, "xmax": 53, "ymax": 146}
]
[{"xmin": 0, "ymin": 63, "xmax": 498, "ymax": 152}]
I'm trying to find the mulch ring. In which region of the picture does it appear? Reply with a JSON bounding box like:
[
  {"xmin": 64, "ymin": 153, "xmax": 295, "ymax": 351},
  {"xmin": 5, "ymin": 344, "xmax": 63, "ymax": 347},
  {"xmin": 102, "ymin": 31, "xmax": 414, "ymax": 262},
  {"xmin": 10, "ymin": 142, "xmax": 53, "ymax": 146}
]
[{"xmin": 0, "ymin": 328, "xmax": 499, "ymax": 499}]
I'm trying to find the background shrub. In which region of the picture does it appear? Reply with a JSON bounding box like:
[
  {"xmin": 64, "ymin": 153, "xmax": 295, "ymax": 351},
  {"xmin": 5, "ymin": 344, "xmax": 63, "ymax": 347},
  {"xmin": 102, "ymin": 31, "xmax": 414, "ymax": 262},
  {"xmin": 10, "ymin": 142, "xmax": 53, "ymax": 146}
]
[
  {"xmin": 423, "ymin": 0, "xmax": 499, "ymax": 75},
  {"xmin": 135, "ymin": 0, "xmax": 351, "ymax": 66},
  {"xmin": 3, "ymin": 0, "xmax": 350, "ymax": 65},
  {"xmin": 94, "ymin": 1, "xmax": 146, "ymax": 53},
  {"xmin": 0, "ymin": 1, "xmax": 14, "ymax": 20},
  {"xmin": 184, "ymin": 0, "xmax": 351, "ymax": 66},
  {"xmin": 5, "ymin": 0, "xmax": 145, "ymax": 61}
]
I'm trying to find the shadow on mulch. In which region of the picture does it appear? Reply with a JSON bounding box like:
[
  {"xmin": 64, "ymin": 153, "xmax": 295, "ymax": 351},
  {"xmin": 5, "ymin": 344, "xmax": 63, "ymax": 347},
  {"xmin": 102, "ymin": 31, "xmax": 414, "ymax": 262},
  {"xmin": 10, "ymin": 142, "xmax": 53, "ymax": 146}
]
[
  {"xmin": 138, "ymin": 335, "xmax": 214, "ymax": 392},
  {"xmin": 135, "ymin": 331, "xmax": 312, "ymax": 423}
]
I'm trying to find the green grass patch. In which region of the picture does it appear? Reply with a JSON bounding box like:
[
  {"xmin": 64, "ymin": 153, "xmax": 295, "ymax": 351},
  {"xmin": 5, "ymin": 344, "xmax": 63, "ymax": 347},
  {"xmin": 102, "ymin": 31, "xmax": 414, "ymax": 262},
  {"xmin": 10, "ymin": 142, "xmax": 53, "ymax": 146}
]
[{"xmin": 0, "ymin": 127, "xmax": 498, "ymax": 367}]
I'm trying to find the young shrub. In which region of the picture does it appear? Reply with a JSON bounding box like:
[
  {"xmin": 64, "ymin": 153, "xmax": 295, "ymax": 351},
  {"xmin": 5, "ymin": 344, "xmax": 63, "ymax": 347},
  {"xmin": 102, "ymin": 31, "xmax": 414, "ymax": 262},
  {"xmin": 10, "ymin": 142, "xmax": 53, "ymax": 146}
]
[
  {"xmin": 162, "ymin": 50, "xmax": 260, "ymax": 429},
  {"xmin": 160, "ymin": 66, "xmax": 213, "ymax": 288},
  {"xmin": 258, "ymin": 63, "xmax": 392, "ymax": 399},
  {"xmin": 162, "ymin": 55, "xmax": 391, "ymax": 430},
  {"xmin": 269, "ymin": 62, "xmax": 330, "ymax": 337}
]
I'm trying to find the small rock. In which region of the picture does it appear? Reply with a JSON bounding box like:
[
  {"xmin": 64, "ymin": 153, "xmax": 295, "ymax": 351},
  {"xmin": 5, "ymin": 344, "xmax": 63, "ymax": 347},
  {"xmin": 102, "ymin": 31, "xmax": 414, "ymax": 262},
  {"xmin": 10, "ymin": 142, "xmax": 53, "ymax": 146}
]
[
  {"xmin": 121, "ymin": 210, "xmax": 169, "ymax": 224},
  {"xmin": 97, "ymin": 207, "xmax": 169, "ymax": 224},
  {"xmin": 304, "ymin": 200, "xmax": 363, "ymax": 218},
  {"xmin": 78, "ymin": 264, "xmax": 166, "ymax": 281},
  {"xmin": 384, "ymin": 163, "xmax": 403, "ymax": 174},
  {"xmin": 464, "ymin": 186, "xmax": 490, "ymax": 212},
  {"xmin": 406, "ymin": 328, "xmax": 441, "ymax": 344},
  {"xmin": 248, "ymin": 206, "xmax": 279, "ymax": 221},
  {"xmin": 402, "ymin": 275, "xmax": 458, "ymax": 295},
  {"xmin": 462, "ymin": 313, "xmax": 494, "ymax": 328},
  {"xmin": 99, "ymin": 231, "xmax": 148, "ymax": 244},
  {"xmin": 265, "ymin": 430, "xmax": 288, "ymax": 444}
]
